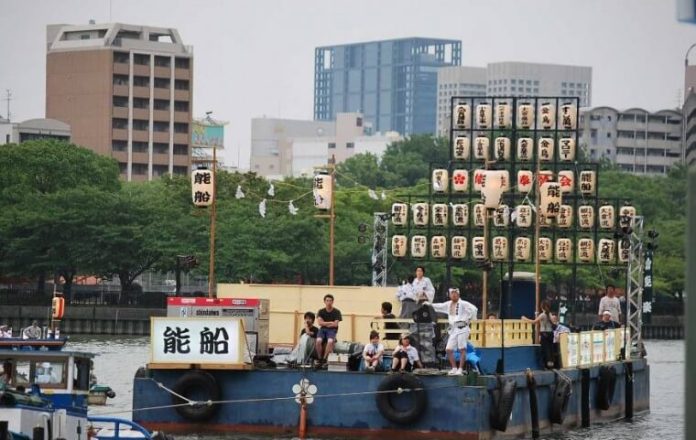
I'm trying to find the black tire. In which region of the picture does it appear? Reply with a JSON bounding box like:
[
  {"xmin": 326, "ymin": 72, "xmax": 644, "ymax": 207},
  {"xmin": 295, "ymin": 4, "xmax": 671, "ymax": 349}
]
[
  {"xmin": 106, "ymin": 388, "xmax": 116, "ymax": 399},
  {"xmin": 171, "ymin": 370, "xmax": 221, "ymax": 422},
  {"xmin": 596, "ymin": 365, "xmax": 616, "ymax": 410},
  {"xmin": 549, "ymin": 378, "xmax": 572, "ymax": 424},
  {"xmin": 375, "ymin": 374, "xmax": 428, "ymax": 425},
  {"xmin": 490, "ymin": 378, "xmax": 516, "ymax": 431}
]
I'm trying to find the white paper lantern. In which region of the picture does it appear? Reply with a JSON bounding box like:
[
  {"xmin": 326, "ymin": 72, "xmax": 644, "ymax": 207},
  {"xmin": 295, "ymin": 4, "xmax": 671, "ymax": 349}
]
[
  {"xmin": 474, "ymin": 136, "xmax": 489, "ymax": 160},
  {"xmin": 560, "ymin": 104, "xmax": 577, "ymax": 130},
  {"xmin": 558, "ymin": 170, "xmax": 575, "ymax": 194},
  {"xmin": 432, "ymin": 169, "xmax": 449, "ymax": 193},
  {"xmin": 540, "ymin": 182, "xmax": 562, "ymax": 218},
  {"xmin": 453, "ymin": 136, "xmax": 470, "ymax": 160},
  {"xmin": 432, "ymin": 203, "xmax": 448, "ymax": 226},
  {"xmin": 452, "ymin": 204, "xmax": 469, "ymax": 226},
  {"xmin": 411, "ymin": 236, "xmax": 427, "ymax": 258},
  {"xmin": 517, "ymin": 170, "xmax": 534, "ymax": 193},
  {"xmin": 412, "ymin": 203, "xmax": 429, "ymax": 226},
  {"xmin": 539, "ymin": 213, "xmax": 553, "ymax": 228},
  {"xmin": 517, "ymin": 104, "xmax": 534, "ymax": 129},
  {"xmin": 558, "ymin": 205, "xmax": 573, "ymax": 228},
  {"xmin": 539, "ymin": 102, "xmax": 555, "ymax": 129},
  {"xmin": 598, "ymin": 239, "xmax": 615, "ymax": 264},
  {"xmin": 496, "ymin": 103, "xmax": 512, "ymax": 128},
  {"xmin": 578, "ymin": 205, "xmax": 595, "ymax": 229},
  {"xmin": 578, "ymin": 238, "xmax": 594, "ymax": 263},
  {"xmin": 493, "ymin": 205, "xmax": 510, "ymax": 227},
  {"xmin": 451, "ymin": 236, "xmax": 467, "ymax": 259},
  {"xmin": 517, "ymin": 138, "xmax": 533, "ymax": 161},
  {"xmin": 514, "ymin": 237, "xmax": 532, "ymax": 262},
  {"xmin": 537, "ymin": 170, "xmax": 554, "ymax": 189},
  {"xmin": 538, "ymin": 137, "xmax": 555, "ymax": 162},
  {"xmin": 431, "ymin": 236, "xmax": 447, "ymax": 258},
  {"xmin": 313, "ymin": 173, "xmax": 332, "ymax": 210},
  {"xmin": 476, "ymin": 104, "xmax": 492, "ymax": 128},
  {"xmin": 515, "ymin": 205, "xmax": 533, "ymax": 228},
  {"xmin": 391, "ymin": 203, "xmax": 408, "ymax": 226},
  {"xmin": 472, "ymin": 236, "xmax": 487, "ymax": 260},
  {"xmin": 192, "ymin": 169, "xmax": 214, "ymax": 207},
  {"xmin": 473, "ymin": 169, "xmax": 485, "ymax": 191},
  {"xmin": 492, "ymin": 236, "xmax": 509, "ymax": 261},
  {"xmin": 619, "ymin": 205, "xmax": 637, "ymax": 229},
  {"xmin": 579, "ymin": 171, "xmax": 596, "ymax": 195},
  {"xmin": 473, "ymin": 203, "xmax": 486, "ymax": 227},
  {"xmin": 494, "ymin": 137, "xmax": 511, "ymax": 161},
  {"xmin": 392, "ymin": 235, "xmax": 407, "ymax": 257},
  {"xmin": 452, "ymin": 169, "xmax": 469, "ymax": 192},
  {"xmin": 538, "ymin": 237, "xmax": 552, "ymax": 262},
  {"xmin": 559, "ymin": 137, "xmax": 576, "ymax": 161},
  {"xmin": 618, "ymin": 239, "xmax": 630, "ymax": 263},
  {"xmin": 453, "ymin": 104, "xmax": 471, "ymax": 129},
  {"xmin": 556, "ymin": 238, "xmax": 573, "ymax": 262},
  {"xmin": 599, "ymin": 205, "xmax": 615, "ymax": 229},
  {"xmin": 481, "ymin": 170, "xmax": 509, "ymax": 208}
]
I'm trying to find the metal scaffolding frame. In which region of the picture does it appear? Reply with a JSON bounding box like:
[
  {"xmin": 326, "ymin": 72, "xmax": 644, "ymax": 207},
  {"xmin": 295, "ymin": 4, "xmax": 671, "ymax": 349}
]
[
  {"xmin": 625, "ymin": 215, "xmax": 645, "ymax": 356},
  {"xmin": 371, "ymin": 213, "xmax": 389, "ymax": 287}
]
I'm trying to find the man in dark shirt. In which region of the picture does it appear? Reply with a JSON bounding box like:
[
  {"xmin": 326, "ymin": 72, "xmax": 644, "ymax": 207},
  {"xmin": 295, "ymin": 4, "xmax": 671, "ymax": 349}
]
[
  {"xmin": 315, "ymin": 294, "xmax": 342, "ymax": 366},
  {"xmin": 380, "ymin": 302, "xmax": 399, "ymax": 340},
  {"xmin": 592, "ymin": 311, "xmax": 621, "ymax": 331},
  {"xmin": 300, "ymin": 311, "xmax": 319, "ymax": 339}
]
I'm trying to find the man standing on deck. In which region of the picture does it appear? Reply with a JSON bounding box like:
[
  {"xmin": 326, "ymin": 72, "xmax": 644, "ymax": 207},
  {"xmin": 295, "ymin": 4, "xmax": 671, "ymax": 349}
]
[
  {"xmin": 424, "ymin": 288, "xmax": 478, "ymax": 376},
  {"xmin": 598, "ymin": 285, "xmax": 622, "ymax": 326},
  {"xmin": 315, "ymin": 294, "xmax": 342, "ymax": 368}
]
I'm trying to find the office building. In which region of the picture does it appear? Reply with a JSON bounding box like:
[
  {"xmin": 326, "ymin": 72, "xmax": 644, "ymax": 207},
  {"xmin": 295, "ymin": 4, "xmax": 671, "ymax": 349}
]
[
  {"xmin": 46, "ymin": 22, "xmax": 193, "ymax": 181},
  {"xmin": 0, "ymin": 118, "xmax": 71, "ymax": 145},
  {"xmin": 314, "ymin": 38, "xmax": 461, "ymax": 136},
  {"xmin": 579, "ymin": 107, "xmax": 683, "ymax": 174},
  {"xmin": 436, "ymin": 62, "xmax": 592, "ymax": 137}
]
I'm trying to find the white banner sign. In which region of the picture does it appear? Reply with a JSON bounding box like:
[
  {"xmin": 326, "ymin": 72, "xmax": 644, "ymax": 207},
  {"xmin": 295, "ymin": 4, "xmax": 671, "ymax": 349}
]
[{"xmin": 151, "ymin": 318, "xmax": 245, "ymax": 365}]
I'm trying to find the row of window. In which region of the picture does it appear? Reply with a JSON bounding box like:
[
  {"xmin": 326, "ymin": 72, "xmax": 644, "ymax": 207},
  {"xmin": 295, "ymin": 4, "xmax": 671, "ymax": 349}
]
[
  {"xmin": 489, "ymin": 79, "xmax": 541, "ymax": 86},
  {"xmin": 113, "ymin": 96, "xmax": 189, "ymax": 111},
  {"xmin": 118, "ymin": 162, "xmax": 188, "ymax": 176},
  {"xmin": 616, "ymin": 147, "xmax": 669, "ymax": 156},
  {"xmin": 328, "ymin": 142, "xmax": 354, "ymax": 149},
  {"xmin": 113, "ymin": 52, "xmax": 190, "ymax": 69},
  {"xmin": 113, "ymin": 75, "xmax": 190, "ymax": 90},
  {"xmin": 112, "ymin": 118, "xmax": 188, "ymax": 133},
  {"xmin": 112, "ymin": 140, "xmax": 188, "ymax": 155}
]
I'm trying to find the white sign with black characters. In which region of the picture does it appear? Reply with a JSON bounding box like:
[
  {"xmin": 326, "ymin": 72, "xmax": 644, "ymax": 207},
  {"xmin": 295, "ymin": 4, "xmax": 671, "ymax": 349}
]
[{"xmin": 151, "ymin": 318, "xmax": 245, "ymax": 365}]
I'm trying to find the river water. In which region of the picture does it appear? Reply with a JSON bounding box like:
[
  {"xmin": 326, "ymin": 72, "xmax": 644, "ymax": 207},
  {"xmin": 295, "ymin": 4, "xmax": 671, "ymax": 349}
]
[{"xmin": 74, "ymin": 336, "xmax": 683, "ymax": 440}]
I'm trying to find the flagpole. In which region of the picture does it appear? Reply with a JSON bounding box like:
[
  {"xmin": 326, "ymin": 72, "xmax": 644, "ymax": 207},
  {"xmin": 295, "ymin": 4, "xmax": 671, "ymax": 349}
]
[{"xmin": 208, "ymin": 145, "xmax": 217, "ymax": 298}]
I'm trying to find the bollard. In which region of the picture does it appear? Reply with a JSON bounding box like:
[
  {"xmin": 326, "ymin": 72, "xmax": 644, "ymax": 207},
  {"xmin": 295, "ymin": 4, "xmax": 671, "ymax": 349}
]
[
  {"xmin": 581, "ymin": 368, "xmax": 590, "ymax": 428},
  {"xmin": 32, "ymin": 426, "xmax": 44, "ymax": 440}
]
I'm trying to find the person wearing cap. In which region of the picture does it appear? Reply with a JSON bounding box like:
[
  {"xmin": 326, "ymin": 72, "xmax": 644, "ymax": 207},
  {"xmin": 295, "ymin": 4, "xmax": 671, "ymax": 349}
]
[
  {"xmin": 593, "ymin": 310, "xmax": 621, "ymax": 331},
  {"xmin": 22, "ymin": 321, "xmax": 42, "ymax": 339},
  {"xmin": 424, "ymin": 287, "xmax": 478, "ymax": 376},
  {"xmin": 0, "ymin": 325, "xmax": 11, "ymax": 338}
]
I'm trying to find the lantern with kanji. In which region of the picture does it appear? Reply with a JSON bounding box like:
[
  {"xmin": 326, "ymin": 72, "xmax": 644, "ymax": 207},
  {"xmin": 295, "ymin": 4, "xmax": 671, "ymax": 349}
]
[
  {"xmin": 558, "ymin": 204, "xmax": 573, "ymax": 228},
  {"xmin": 391, "ymin": 203, "xmax": 408, "ymax": 226},
  {"xmin": 473, "ymin": 169, "xmax": 485, "ymax": 191},
  {"xmin": 598, "ymin": 238, "xmax": 615, "ymax": 263},
  {"xmin": 559, "ymin": 137, "xmax": 576, "ymax": 161},
  {"xmin": 538, "ymin": 237, "xmax": 552, "ymax": 262},
  {"xmin": 540, "ymin": 182, "xmax": 561, "ymax": 218},
  {"xmin": 476, "ymin": 104, "xmax": 492, "ymax": 128},
  {"xmin": 472, "ymin": 236, "xmax": 487, "ymax": 260},
  {"xmin": 578, "ymin": 205, "xmax": 595, "ymax": 229},
  {"xmin": 492, "ymin": 236, "xmax": 509, "ymax": 261},
  {"xmin": 432, "ymin": 203, "xmax": 448, "ymax": 226},
  {"xmin": 431, "ymin": 236, "xmax": 447, "ymax": 258},
  {"xmin": 452, "ymin": 204, "xmax": 469, "ymax": 226},
  {"xmin": 411, "ymin": 235, "xmax": 428, "ymax": 258},
  {"xmin": 538, "ymin": 137, "xmax": 554, "ymax": 162},
  {"xmin": 517, "ymin": 138, "xmax": 533, "ymax": 161},
  {"xmin": 619, "ymin": 205, "xmax": 636, "ymax": 229},
  {"xmin": 474, "ymin": 136, "xmax": 489, "ymax": 160},
  {"xmin": 412, "ymin": 203, "xmax": 429, "ymax": 226},
  {"xmin": 452, "ymin": 169, "xmax": 468, "ymax": 192},
  {"xmin": 539, "ymin": 102, "xmax": 555, "ymax": 129},
  {"xmin": 451, "ymin": 236, "xmax": 467, "ymax": 259},
  {"xmin": 518, "ymin": 104, "xmax": 534, "ymax": 129},
  {"xmin": 556, "ymin": 238, "xmax": 573, "ymax": 262},
  {"xmin": 432, "ymin": 169, "xmax": 449, "ymax": 192},
  {"xmin": 618, "ymin": 238, "xmax": 631, "ymax": 263},
  {"xmin": 560, "ymin": 104, "xmax": 577, "ymax": 130},
  {"xmin": 599, "ymin": 205, "xmax": 615, "ymax": 229},
  {"xmin": 392, "ymin": 235, "xmax": 407, "ymax": 257},
  {"xmin": 496, "ymin": 102, "xmax": 512, "ymax": 128},
  {"xmin": 579, "ymin": 170, "xmax": 596, "ymax": 195},
  {"xmin": 515, "ymin": 205, "xmax": 533, "ymax": 228},
  {"xmin": 473, "ymin": 203, "xmax": 486, "ymax": 227},
  {"xmin": 558, "ymin": 170, "xmax": 575, "ymax": 194},
  {"xmin": 494, "ymin": 137, "xmax": 511, "ymax": 161},
  {"xmin": 454, "ymin": 104, "xmax": 470, "ymax": 129},
  {"xmin": 453, "ymin": 136, "xmax": 470, "ymax": 160},
  {"xmin": 517, "ymin": 170, "xmax": 533, "ymax": 193},
  {"xmin": 493, "ymin": 205, "xmax": 510, "ymax": 227},
  {"xmin": 514, "ymin": 237, "xmax": 532, "ymax": 262},
  {"xmin": 192, "ymin": 168, "xmax": 214, "ymax": 207},
  {"xmin": 481, "ymin": 170, "xmax": 509, "ymax": 208},
  {"xmin": 578, "ymin": 238, "xmax": 594, "ymax": 262},
  {"xmin": 537, "ymin": 170, "xmax": 554, "ymax": 188},
  {"xmin": 313, "ymin": 173, "xmax": 332, "ymax": 210}
]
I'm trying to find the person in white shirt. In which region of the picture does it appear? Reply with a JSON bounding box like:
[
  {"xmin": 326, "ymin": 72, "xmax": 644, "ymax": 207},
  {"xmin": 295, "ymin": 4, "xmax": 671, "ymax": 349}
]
[
  {"xmin": 362, "ymin": 331, "xmax": 385, "ymax": 372},
  {"xmin": 0, "ymin": 325, "xmax": 11, "ymax": 338},
  {"xmin": 412, "ymin": 266, "xmax": 435, "ymax": 304},
  {"xmin": 598, "ymin": 285, "xmax": 622, "ymax": 325},
  {"xmin": 390, "ymin": 334, "xmax": 423, "ymax": 373},
  {"xmin": 425, "ymin": 288, "xmax": 478, "ymax": 376}
]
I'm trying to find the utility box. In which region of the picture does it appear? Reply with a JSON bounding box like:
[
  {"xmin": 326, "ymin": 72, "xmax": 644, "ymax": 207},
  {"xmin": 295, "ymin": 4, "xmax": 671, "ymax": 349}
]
[{"xmin": 166, "ymin": 297, "xmax": 270, "ymax": 356}]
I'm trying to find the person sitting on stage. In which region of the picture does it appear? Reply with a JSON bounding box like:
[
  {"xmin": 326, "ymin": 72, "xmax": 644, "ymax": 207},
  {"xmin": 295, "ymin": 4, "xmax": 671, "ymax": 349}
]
[
  {"xmin": 362, "ymin": 331, "xmax": 385, "ymax": 372},
  {"xmin": 315, "ymin": 294, "xmax": 342, "ymax": 368},
  {"xmin": 592, "ymin": 311, "xmax": 621, "ymax": 331},
  {"xmin": 390, "ymin": 334, "xmax": 423, "ymax": 373},
  {"xmin": 0, "ymin": 325, "xmax": 11, "ymax": 338},
  {"xmin": 288, "ymin": 311, "xmax": 319, "ymax": 365},
  {"xmin": 22, "ymin": 321, "xmax": 42, "ymax": 339}
]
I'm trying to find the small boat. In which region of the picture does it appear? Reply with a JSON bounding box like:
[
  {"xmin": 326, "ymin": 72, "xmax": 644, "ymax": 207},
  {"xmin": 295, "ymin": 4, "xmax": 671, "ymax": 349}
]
[{"xmin": 88, "ymin": 384, "xmax": 117, "ymax": 405}]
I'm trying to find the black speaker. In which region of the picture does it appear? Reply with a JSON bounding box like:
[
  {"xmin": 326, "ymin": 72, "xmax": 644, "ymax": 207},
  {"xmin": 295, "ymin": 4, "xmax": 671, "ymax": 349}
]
[{"xmin": 412, "ymin": 305, "xmax": 434, "ymax": 323}]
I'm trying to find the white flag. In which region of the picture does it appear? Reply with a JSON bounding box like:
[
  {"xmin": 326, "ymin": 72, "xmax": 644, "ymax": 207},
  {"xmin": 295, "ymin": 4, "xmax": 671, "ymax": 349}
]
[
  {"xmin": 235, "ymin": 185, "xmax": 245, "ymax": 199},
  {"xmin": 288, "ymin": 201, "xmax": 298, "ymax": 215},
  {"xmin": 368, "ymin": 189, "xmax": 378, "ymax": 200},
  {"xmin": 267, "ymin": 183, "xmax": 275, "ymax": 197},
  {"xmin": 259, "ymin": 199, "xmax": 267, "ymax": 218},
  {"xmin": 381, "ymin": 191, "xmax": 386, "ymax": 200}
]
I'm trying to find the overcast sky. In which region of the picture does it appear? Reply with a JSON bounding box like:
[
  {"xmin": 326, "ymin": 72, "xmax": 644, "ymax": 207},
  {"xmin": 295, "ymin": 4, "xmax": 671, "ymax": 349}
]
[{"xmin": 1, "ymin": 0, "xmax": 695, "ymax": 168}]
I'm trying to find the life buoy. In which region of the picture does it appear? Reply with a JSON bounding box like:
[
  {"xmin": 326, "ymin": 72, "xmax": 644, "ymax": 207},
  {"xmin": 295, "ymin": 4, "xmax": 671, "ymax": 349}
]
[
  {"xmin": 596, "ymin": 365, "xmax": 616, "ymax": 410},
  {"xmin": 375, "ymin": 374, "xmax": 427, "ymax": 425},
  {"xmin": 549, "ymin": 378, "xmax": 572, "ymax": 424},
  {"xmin": 52, "ymin": 297, "xmax": 65, "ymax": 319},
  {"xmin": 171, "ymin": 370, "xmax": 221, "ymax": 422},
  {"xmin": 490, "ymin": 378, "xmax": 516, "ymax": 431}
]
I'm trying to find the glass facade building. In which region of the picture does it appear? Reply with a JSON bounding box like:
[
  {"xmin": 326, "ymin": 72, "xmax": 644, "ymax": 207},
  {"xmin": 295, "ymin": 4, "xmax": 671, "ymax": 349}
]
[{"xmin": 314, "ymin": 38, "xmax": 461, "ymax": 136}]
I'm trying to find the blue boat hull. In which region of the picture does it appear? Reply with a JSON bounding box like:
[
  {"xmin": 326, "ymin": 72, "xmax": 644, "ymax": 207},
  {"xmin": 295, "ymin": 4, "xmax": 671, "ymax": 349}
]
[{"xmin": 133, "ymin": 359, "xmax": 649, "ymax": 439}]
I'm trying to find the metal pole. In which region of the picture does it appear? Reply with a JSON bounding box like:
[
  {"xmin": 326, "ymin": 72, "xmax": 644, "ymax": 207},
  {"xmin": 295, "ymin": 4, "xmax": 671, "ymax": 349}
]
[
  {"xmin": 208, "ymin": 145, "xmax": 217, "ymax": 298},
  {"xmin": 482, "ymin": 210, "xmax": 489, "ymax": 320},
  {"xmin": 329, "ymin": 159, "xmax": 336, "ymax": 286},
  {"xmin": 534, "ymin": 146, "xmax": 541, "ymax": 341}
]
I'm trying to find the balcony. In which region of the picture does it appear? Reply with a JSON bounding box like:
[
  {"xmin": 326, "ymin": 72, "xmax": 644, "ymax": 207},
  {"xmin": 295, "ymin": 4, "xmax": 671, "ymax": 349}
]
[
  {"xmin": 113, "ymin": 85, "xmax": 129, "ymax": 96},
  {"xmin": 112, "ymin": 128, "xmax": 128, "ymax": 140},
  {"xmin": 153, "ymin": 88, "xmax": 170, "ymax": 100},
  {"xmin": 111, "ymin": 150, "xmax": 128, "ymax": 162},
  {"xmin": 133, "ymin": 64, "xmax": 150, "ymax": 77},
  {"xmin": 174, "ymin": 68, "xmax": 191, "ymax": 80},
  {"xmin": 133, "ymin": 86, "xmax": 149, "ymax": 99},
  {"xmin": 153, "ymin": 131, "xmax": 170, "ymax": 143},
  {"xmin": 131, "ymin": 108, "xmax": 148, "ymax": 120},
  {"xmin": 174, "ymin": 111, "xmax": 190, "ymax": 123},
  {"xmin": 153, "ymin": 66, "xmax": 171, "ymax": 78},
  {"xmin": 173, "ymin": 132, "xmax": 190, "ymax": 144},
  {"xmin": 132, "ymin": 130, "xmax": 149, "ymax": 142},
  {"xmin": 153, "ymin": 110, "xmax": 170, "ymax": 121},
  {"xmin": 173, "ymin": 154, "xmax": 191, "ymax": 167},
  {"xmin": 112, "ymin": 106, "xmax": 128, "ymax": 119},
  {"xmin": 174, "ymin": 89, "xmax": 190, "ymax": 100},
  {"xmin": 113, "ymin": 63, "xmax": 129, "ymax": 75}
]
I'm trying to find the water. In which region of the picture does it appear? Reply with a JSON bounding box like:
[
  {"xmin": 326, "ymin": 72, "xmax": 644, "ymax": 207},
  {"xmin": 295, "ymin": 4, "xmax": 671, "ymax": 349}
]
[{"xmin": 72, "ymin": 336, "xmax": 684, "ymax": 440}]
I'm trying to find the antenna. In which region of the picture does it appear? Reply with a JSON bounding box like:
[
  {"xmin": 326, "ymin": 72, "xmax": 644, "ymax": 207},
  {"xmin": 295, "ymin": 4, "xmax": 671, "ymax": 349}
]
[{"xmin": 3, "ymin": 89, "xmax": 11, "ymax": 121}]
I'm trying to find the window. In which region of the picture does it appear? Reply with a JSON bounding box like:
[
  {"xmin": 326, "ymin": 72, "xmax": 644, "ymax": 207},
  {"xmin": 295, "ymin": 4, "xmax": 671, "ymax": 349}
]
[
  {"xmin": 113, "ymin": 74, "xmax": 129, "ymax": 86},
  {"xmin": 562, "ymin": 82, "xmax": 567, "ymax": 87},
  {"xmin": 174, "ymin": 123, "xmax": 188, "ymax": 133},
  {"xmin": 73, "ymin": 358, "xmax": 90, "ymax": 391},
  {"xmin": 33, "ymin": 360, "xmax": 66, "ymax": 388},
  {"xmin": 175, "ymin": 80, "xmax": 189, "ymax": 90},
  {"xmin": 114, "ymin": 52, "xmax": 129, "ymax": 63},
  {"xmin": 133, "ymin": 76, "xmax": 149, "ymax": 87},
  {"xmin": 133, "ymin": 163, "xmax": 148, "ymax": 175},
  {"xmin": 173, "ymin": 166, "xmax": 188, "ymax": 175},
  {"xmin": 154, "ymin": 77, "xmax": 170, "ymax": 89},
  {"xmin": 112, "ymin": 118, "xmax": 128, "ymax": 129},
  {"xmin": 174, "ymin": 101, "xmax": 189, "ymax": 112},
  {"xmin": 636, "ymin": 131, "xmax": 646, "ymax": 139},
  {"xmin": 132, "ymin": 141, "xmax": 148, "ymax": 152},
  {"xmin": 133, "ymin": 54, "xmax": 149, "ymax": 66},
  {"xmin": 356, "ymin": 117, "xmax": 363, "ymax": 127},
  {"xmin": 133, "ymin": 97, "xmax": 148, "ymax": 109},
  {"xmin": 526, "ymin": 80, "xmax": 531, "ymax": 85},
  {"xmin": 607, "ymin": 132, "xmax": 611, "ymax": 138},
  {"xmin": 511, "ymin": 79, "xmax": 516, "ymax": 84},
  {"xmin": 113, "ymin": 96, "xmax": 128, "ymax": 107},
  {"xmin": 153, "ymin": 121, "xmax": 169, "ymax": 132},
  {"xmin": 346, "ymin": 142, "xmax": 354, "ymax": 149},
  {"xmin": 132, "ymin": 120, "xmax": 148, "ymax": 131},
  {"xmin": 154, "ymin": 56, "xmax": 171, "ymax": 67},
  {"xmin": 174, "ymin": 144, "xmax": 188, "ymax": 155},
  {"xmin": 175, "ymin": 58, "xmax": 190, "ymax": 69},
  {"xmin": 119, "ymin": 162, "xmax": 127, "ymax": 174},
  {"xmin": 154, "ymin": 99, "xmax": 169, "ymax": 110},
  {"xmin": 153, "ymin": 165, "xmax": 169, "ymax": 176},
  {"xmin": 153, "ymin": 143, "xmax": 168, "ymax": 154},
  {"xmin": 112, "ymin": 140, "xmax": 127, "ymax": 151},
  {"xmin": 534, "ymin": 80, "xmax": 539, "ymax": 85},
  {"xmin": 647, "ymin": 148, "xmax": 664, "ymax": 156},
  {"xmin": 328, "ymin": 142, "xmax": 336, "ymax": 149}
]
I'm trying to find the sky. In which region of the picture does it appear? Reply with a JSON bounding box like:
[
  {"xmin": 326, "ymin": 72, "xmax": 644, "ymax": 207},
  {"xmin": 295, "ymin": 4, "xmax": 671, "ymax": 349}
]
[{"xmin": 1, "ymin": 0, "xmax": 695, "ymax": 169}]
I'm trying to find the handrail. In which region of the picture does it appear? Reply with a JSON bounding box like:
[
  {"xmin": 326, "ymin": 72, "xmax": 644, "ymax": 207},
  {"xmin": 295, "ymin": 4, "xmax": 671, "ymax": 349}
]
[{"xmin": 87, "ymin": 416, "xmax": 153, "ymax": 439}]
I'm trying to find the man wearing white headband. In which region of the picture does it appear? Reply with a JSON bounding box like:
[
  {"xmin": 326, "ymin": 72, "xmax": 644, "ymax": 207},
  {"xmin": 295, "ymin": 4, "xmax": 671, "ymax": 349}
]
[{"xmin": 424, "ymin": 288, "xmax": 478, "ymax": 376}]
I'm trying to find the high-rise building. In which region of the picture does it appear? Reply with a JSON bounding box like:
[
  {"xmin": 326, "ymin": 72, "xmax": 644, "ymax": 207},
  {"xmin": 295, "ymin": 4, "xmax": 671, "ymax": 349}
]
[
  {"xmin": 436, "ymin": 62, "xmax": 592, "ymax": 137},
  {"xmin": 46, "ymin": 23, "xmax": 193, "ymax": 181},
  {"xmin": 579, "ymin": 106, "xmax": 683, "ymax": 175},
  {"xmin": 314, "ymin": 38, "xmax": 461, "ymax": 136}
]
